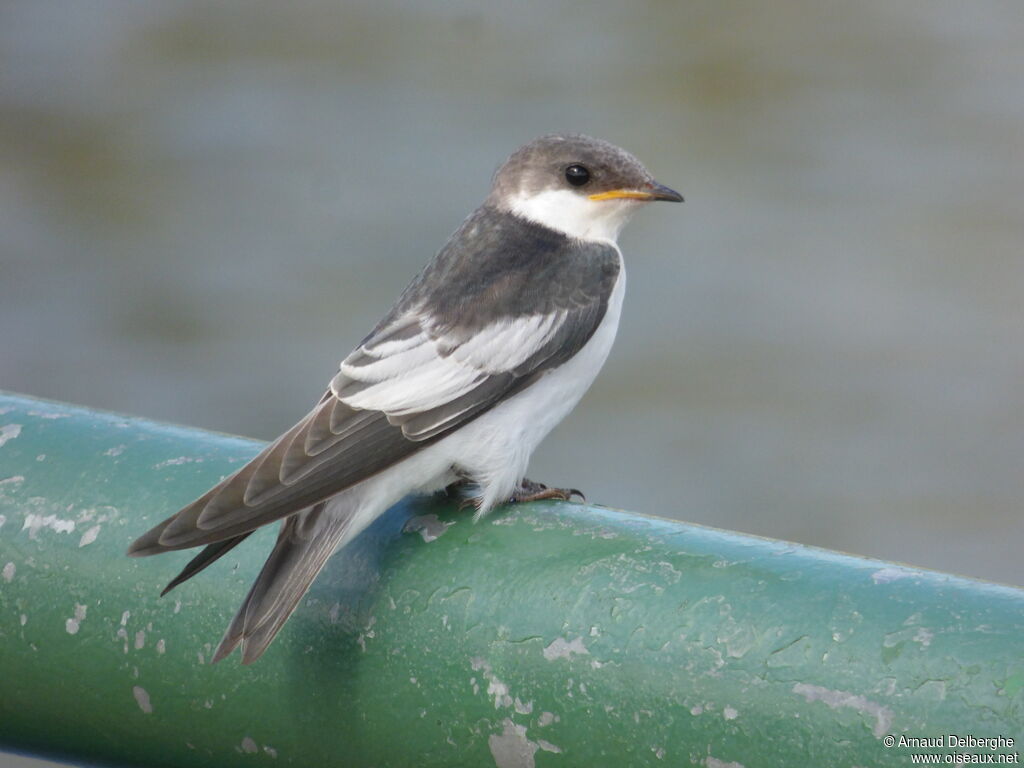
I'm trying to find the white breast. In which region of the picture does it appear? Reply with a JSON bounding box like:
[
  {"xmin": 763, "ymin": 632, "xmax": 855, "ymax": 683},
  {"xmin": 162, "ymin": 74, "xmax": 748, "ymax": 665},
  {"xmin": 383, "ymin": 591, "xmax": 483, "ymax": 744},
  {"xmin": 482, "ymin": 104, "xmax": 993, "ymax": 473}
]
[
  {"xmin": 324, "ymin": 249, "xmax": 627, "ymax": 548},
  {"xmin": 437, "ymin": 249, "xmax": 627, "ymax": 512},
  {"xmin": 507, "ymin": 189, "xmax": 642, "ymax": 242}
]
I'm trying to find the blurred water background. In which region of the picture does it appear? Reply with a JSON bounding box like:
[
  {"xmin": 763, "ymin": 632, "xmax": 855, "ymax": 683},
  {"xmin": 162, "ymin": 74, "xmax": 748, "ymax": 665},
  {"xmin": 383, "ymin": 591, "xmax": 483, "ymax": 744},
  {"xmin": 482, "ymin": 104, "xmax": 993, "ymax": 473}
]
[{"xmin": 2, "ymin": 0, "xmax": 1023, "ymax": 639}]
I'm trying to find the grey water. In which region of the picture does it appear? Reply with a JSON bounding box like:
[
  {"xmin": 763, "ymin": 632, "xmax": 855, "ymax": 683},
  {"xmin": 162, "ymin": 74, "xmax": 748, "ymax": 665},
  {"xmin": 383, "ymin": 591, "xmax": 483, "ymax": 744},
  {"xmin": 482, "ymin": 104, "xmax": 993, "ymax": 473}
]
[{"xmin": 3, "ymin": 0, "xmax": 1024, "ymax": 604}]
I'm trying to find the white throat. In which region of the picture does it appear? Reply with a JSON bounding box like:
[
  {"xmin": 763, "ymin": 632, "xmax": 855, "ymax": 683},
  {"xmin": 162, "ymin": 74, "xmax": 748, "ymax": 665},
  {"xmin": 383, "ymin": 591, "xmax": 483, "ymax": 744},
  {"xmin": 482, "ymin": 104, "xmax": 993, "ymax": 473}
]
[{"xmin": 504, "ymin": 188, "xmax": 641, "ymax": 243}]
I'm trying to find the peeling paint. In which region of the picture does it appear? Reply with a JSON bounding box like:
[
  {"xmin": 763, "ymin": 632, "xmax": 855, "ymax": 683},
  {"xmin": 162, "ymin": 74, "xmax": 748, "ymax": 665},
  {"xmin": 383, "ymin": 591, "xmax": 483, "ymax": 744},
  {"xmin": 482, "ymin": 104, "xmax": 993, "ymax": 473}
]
[
  {"xmin": 537, "ymin": 712, "xmax": 557, "ymax": 727},
  {"xmin": 263, "ymin": 746, "xmax": 278, "ymax": 758},
  {"xmin": 79, "ymin": 525, "xmax": 101, "ymax": 547},
  {"xmin": 19, "ymin": 614, "xmax": 27, "ymax": 626},
  {"xmin": 0, "ymin": 475, "xmax": 24, "ymax": 487},
  {"xmin": 241, "ymin": 737, "xmax": 258, "ymax": 754},
  {"xmin": 103, "ymin": 444, "xmax": 126, "ymax": 457},
  {"xmin": 26, "ymin": 410, "xmax": 69, "ymax": 420},
  {"xmin": 471, "ymin": 657, "xmax": 513, "ymax": 709},
  {"xmin": 0, "ymin": 424, "xmax": 23, "ymax": 447},
  {"xmin": 2, "ymin": 562, "xmax": 15, "ymax": 582},
  {"xmin": 65, "ymin": 603, "xmax": 87, "ymax": 634},
  {"xmin": 403, "ymin": 513, "xmax": 453, "ymax": 542},
  {"xmin": 792, "ymin": 682, "xmax": 892, "ymax": 738},
  {"xmin": 135, "ymin": 630, "xmax": 146, "ymax": 650},
  {"xmin": 723, "ymin": 706, "xmax": 738, "ymax": 720},
  {"xmin": 154, "ymin": 456, "xmax": 201, "ymax": 468},
  {"xmin": 871, "ymin": 567, "xmax": 910, "ymax": 584},
  {"xmin": 22, "ymin": 513, "xmax": 76, "ymax": 538},
  {"xmin": 537, "ymin": 739, "xmax": 562, "ymax": 754},
  {"xmin": 542, "ymin": 636, "xmax": 589, "ymax": 661},
  {"xmin": 514, "ymin": 697, "xmax": 533, "ymax": 715},
  {"xmin": 913, "ymin": 628, "xmax": 934, "ymax": 648},
  {"xmin": 488, "ymin": 719, "xmax": 537, "ymax": 768},
  {"xmin": 357, "ymin": 616, "xmax": 377, "ymax": 652},
  {"xmin": 132, "ymin": 686, "xmax": 153, "ymax": 714},
  {"xmin": 706, "ymin": 758, "xmax": 744, "ymax": 768},
  {"xmin": 156, "ymin": 638, "xmax": 166, "ymax": 655}
]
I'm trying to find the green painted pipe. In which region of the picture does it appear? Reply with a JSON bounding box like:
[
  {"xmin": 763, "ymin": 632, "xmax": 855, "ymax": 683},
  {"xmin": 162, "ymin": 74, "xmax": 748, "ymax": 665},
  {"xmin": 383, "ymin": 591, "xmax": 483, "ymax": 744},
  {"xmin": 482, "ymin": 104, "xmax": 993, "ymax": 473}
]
[{"xmin": 0, "ymin": 391, "xmax": 1022, "ymax": 768}]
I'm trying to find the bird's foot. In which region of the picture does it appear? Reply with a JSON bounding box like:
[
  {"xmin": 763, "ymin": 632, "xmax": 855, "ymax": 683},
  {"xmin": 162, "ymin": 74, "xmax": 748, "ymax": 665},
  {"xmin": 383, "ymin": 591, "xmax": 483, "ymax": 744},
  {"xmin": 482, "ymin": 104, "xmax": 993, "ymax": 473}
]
[{"xmin": 509, "ymin": 478, "xmax": 585, "ymax": 504}]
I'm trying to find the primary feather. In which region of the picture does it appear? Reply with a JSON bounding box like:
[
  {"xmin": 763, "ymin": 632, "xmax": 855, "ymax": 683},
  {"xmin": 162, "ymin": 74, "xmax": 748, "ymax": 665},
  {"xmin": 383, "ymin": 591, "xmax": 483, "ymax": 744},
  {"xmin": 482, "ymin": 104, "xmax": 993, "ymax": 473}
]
[{"xmin": 127, "ymin": 133, "xmax": 679, "ymax": 663}]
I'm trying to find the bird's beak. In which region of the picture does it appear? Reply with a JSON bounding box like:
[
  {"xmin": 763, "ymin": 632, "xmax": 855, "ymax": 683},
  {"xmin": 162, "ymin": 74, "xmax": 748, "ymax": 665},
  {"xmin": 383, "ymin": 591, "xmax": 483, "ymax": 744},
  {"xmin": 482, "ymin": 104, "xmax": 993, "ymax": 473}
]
[{"xmin": 588, "ymin": 182, "xmax": 683, "ymax": 203}]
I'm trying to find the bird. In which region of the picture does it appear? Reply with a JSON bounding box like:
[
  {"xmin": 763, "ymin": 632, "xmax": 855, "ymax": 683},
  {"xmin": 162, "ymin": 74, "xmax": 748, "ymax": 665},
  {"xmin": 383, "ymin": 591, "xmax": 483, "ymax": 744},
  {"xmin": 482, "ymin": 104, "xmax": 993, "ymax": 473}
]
[{"xmin": 127, "ymin": 134, "xmax": 682, "ymax": 664}]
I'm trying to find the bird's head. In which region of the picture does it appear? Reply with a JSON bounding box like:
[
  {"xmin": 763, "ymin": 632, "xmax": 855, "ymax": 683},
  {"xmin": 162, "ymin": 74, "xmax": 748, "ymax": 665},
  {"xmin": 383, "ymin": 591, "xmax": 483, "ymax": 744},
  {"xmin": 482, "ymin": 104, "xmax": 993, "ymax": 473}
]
[{"xmin": 488, "ymin": 134, "xmax": 682, "ymax": 243}]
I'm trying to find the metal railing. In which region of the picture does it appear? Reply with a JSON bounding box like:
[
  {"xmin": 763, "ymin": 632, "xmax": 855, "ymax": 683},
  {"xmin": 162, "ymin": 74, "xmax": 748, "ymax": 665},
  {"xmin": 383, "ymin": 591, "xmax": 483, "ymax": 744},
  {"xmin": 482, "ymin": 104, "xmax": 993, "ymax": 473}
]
[{"xmin": 1, "ymin": 391, "xmax": 1021, "ymax": 767}]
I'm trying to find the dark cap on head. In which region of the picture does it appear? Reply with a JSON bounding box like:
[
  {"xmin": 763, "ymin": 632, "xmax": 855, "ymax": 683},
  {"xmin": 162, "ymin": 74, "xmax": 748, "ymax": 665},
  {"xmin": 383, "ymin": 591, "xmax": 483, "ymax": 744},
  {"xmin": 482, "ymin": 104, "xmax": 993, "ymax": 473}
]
[{"xmin": 488, "ymin": 134, "xmax": 682, "ymax": 204}]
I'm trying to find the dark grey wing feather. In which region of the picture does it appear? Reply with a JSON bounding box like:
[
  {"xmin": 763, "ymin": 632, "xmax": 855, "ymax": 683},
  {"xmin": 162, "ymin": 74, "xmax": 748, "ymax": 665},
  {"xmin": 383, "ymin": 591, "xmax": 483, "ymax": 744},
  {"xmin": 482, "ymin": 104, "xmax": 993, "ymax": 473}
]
[
  {"xmin": 160, "ymin": 532, "xmax": 253, "ymax": 596},
  {"xmin": 129, "ymin": 208, "xmax": 619, "ymax": 584},
  {"xmin": 210, "ymin": 502, "xmax": 353, "ymax": 664},
  {"xmin": 128, "ymin": 395, "xmax": 417, "ymax": 554}
]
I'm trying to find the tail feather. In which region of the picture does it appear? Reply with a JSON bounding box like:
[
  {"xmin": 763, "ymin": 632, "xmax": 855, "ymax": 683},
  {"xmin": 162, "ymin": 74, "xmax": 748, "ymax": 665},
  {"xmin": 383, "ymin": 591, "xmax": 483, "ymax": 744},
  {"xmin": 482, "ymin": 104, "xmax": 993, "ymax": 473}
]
[
  {"xmin": 159, "ymin": 532, "xmax": 253, "ymax": 597},
  {"xmin": 211, "ymin": 502, "xmax": 354, "ymax": 664}
]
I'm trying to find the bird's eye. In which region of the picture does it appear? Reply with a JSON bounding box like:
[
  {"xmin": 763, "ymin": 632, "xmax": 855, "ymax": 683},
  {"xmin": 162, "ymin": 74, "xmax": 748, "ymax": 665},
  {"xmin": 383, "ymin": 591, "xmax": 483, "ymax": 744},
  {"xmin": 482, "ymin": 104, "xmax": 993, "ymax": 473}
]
[{"xmin": 565, "ymin": 164, "xmax": 591, "ymax": 186}]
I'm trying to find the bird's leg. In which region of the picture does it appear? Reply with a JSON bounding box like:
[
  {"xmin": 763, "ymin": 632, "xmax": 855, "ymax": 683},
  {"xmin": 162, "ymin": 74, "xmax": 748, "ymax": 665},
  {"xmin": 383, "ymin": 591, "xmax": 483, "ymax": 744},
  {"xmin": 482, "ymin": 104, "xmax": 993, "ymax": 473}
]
[
  {"xmin": 509, "ymin": 477, "xmax": 585, "ymax": 504},
  {"xmin": 443, "ymin": 477, "xmax": 474, "ymax": 498}
]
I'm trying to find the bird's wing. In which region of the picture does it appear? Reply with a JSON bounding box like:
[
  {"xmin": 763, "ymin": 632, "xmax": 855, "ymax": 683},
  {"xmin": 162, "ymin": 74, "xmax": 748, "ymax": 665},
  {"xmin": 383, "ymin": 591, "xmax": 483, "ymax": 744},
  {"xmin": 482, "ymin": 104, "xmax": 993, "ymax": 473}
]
[{"xmin": 128, "ymin": 220, "xmax": 620, "ymax": 557}]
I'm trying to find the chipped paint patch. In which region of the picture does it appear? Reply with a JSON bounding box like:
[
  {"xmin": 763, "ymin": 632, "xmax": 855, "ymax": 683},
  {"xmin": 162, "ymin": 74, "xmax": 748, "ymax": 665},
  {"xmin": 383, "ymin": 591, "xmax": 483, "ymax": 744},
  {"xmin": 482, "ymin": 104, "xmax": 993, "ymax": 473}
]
[
  {"xmin": 706, "ymin": 758, "xmax": 744, "ymax": 768},
  {"xmin": 2, "ymin": 562, "xmax": 15, "ymax": 582},
  {"xmin": 103, "ymin": 444, "xmax": 126, "ymax": 457},
  {"xmin": 26, "ymin": 410, "xmax": 69, "ymax": 420},
  {"xmin": 154, "ymin": 456, "xmax": 201, "ymax": 468},
  {"xmin": 241, "ymin": 737, "xmax": 258, "ymax": 754},
  {"xmin": 488, "ymin": 719, "xmax": 537, "ymax": 768},
  {"xmin": 514, "ymin": 697, "xmax": 533, "ymax": 715},
  {"xmin": 356, "ymin": 616, "xmax": 376, "ymax": 652},
  {"xmin": 471, "ymin": 657, "xmax": 513, "ymax": 709},
  {"xmin": 156, "ymin": 638, "xmax": 166, "ymax": 655},
  {"xmin": 0, "ymin": 424, "xmax": 23, "ymax": 447},
  {"xmin": 542, "ymin": 636, "xmax": 589, "ymax": 661},
  {"xmin": 871, "ymin": 567, "xmax": 911, "ymax": 584},
  {"xmin": 537, "ymin": 711, "xmax": 557, "ymax": 727},
  {"xmin": 263, "ymin": 745, "xmax": 278, "ymax": 758},
  {"xmin": 537, "ymin": 740, "xmax": 562, "ymax": 754},
  {"xmin": 132, "ymin": 686, "xmax": 153, "ymax": 714},
  {"xmin": 723, "ymin": 706, "xmax": 739, "ymax": 720},
  {"xmin": 913, "ymin": 628, "xmax": 934, "ymax": 648},
  {"xmin": 0, "ymin": 515, "xmax": 5, "ymax": 531},
  {"xmin": 23, "ymin": 513, "xmax": 76, "ymax": 538},
  {"xmin": 79, "ymin": 525, "xmax": 101, "ymax": 547},
  {"xmin": 135, "ymin": 630, "xmax": 146, "ymax": 650},
  {"xmin": 792, "ymin": 682, "xmax": 892, "ymax": 738},
  {"xmin": 403, "ymin": 513, "xmax": 453, "ymax": 542},
  {"xmin": 65, "ymin": 603, "xmax": 87, "ymax": 634},
  {"xmin": 0, "ymin": 475, "xmax": 24, "ymax": 487}
]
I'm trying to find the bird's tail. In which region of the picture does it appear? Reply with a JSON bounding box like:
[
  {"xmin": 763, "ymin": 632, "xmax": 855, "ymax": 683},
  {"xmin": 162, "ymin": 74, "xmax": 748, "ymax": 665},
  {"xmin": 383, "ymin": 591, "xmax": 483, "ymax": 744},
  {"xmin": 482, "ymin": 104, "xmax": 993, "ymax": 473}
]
[{"xmin": 211, "ymin": 501, "xmax": 354, "ymax": 664}]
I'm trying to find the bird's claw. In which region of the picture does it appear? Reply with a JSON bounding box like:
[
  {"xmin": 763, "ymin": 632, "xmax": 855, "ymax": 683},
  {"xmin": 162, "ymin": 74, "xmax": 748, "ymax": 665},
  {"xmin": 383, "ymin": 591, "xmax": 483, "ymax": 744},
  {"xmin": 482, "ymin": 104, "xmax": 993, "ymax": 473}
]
[{"xmin": 509, "ymin": 478, "xmax": 585, "ymax": 504}]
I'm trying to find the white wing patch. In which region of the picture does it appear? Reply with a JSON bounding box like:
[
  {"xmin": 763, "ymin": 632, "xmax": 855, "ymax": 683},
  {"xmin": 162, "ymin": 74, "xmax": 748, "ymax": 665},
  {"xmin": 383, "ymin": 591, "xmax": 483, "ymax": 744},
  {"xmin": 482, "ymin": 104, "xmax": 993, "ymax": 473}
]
[{"xmin": 332, "ymin": 311, "xmax": 562, "ymax": 417}]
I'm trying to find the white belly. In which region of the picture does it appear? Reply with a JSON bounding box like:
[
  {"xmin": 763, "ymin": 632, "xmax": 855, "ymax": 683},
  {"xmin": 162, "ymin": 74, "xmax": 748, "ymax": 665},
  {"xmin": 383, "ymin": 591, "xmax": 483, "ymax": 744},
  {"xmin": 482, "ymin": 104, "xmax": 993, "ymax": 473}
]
[
  {"xmin": 431, "ymin": 250, "xmax": 626, "ymax": 511},
  {"xmin": 326, "ymin": 252, "xmax": 626, "ymax": 541}
]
